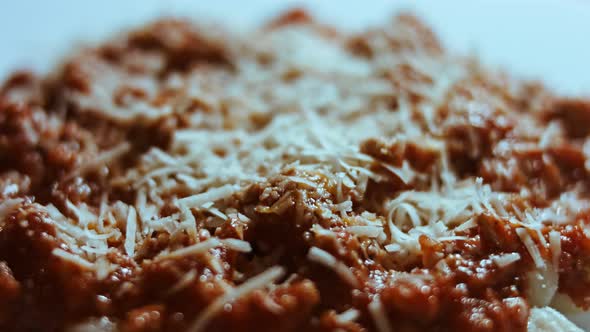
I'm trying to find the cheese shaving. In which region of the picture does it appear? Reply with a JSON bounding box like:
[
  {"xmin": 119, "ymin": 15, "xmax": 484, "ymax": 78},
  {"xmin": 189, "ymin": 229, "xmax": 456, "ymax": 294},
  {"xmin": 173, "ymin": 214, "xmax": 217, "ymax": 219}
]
[
  {"xmin": 52, "ymin": 248, "xmax": 94, "ymax": 270},
  {"xmin": 187, "ymin": 266, "xmax": 285, "ymax": 332},
  {"xmin": 346, "ymin": 225, "xmax": 383, "ymax": 238},
  {"xmin": 67, "ymin": 142, "xmax": 131, "ymax": 179},
  {"xmin": 219, "ymin": 238, "xmax": 252, "ymax": 253},
  {"xmin": 168, "ymin": 269, "xmax": 198, "ymax": 295},
  {"xmin": 307, "ymin": 247, "xmax": 359, "ymax": 288},
  {"xmin": 124, "ymin": 206, "xmax": 137, "ymax": 257},
  {"xmin": 492, "ymin": 253, "xmax": 521, "ymax": 268},
  {"xmin": 335, "ymin": 308, "xmax": 360, "ymax": 323},
  {"xmin": 156, "ymin": 238, "xmax": 222, "ymax": 261},
  {"xmin": 516, "ymin": 228, "xmax": 546, "ymax": 269},
  {"xmin": 549, "ymin": 230, "xmax": 561, "ymax": 269},
  {"xmin": 178, "ymin": 185, "xmax": 240, "ymax": 207},
  {"xmin": 0, "ymin": 198, "xmax": 22, "ymax": 221},
  {"xmin": 368, "ymin": 295, "xmax": 393, "ymax": 332}
]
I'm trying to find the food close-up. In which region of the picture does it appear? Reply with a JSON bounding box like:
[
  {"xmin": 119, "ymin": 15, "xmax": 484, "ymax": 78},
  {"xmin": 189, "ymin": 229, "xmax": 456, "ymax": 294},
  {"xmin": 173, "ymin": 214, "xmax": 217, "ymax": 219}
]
[{"xmin": 1, "ymin": 5, "xmax": 590, "ymax": 332}]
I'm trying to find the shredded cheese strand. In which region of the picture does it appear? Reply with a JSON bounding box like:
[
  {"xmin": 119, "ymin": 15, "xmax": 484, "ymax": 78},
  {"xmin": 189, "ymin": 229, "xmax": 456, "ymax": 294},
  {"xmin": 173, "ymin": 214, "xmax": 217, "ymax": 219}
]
[{"xmin": 187, "ymin": 266, "xmax": 285, "ymax": 332}]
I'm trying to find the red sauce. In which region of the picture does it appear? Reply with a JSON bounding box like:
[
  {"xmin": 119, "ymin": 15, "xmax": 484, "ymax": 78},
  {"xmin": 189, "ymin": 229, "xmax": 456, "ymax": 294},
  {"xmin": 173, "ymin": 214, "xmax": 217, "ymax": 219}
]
[{"xmin": 0, "ymin": 10, "xmax": 589, "ymax": 332}]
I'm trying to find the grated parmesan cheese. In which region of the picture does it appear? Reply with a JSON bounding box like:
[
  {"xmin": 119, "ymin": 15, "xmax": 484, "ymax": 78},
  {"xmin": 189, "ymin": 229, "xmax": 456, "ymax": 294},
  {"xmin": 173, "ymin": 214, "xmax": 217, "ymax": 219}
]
[
  {"xmin": 549, "ymin": 230, "xmax": 561, "ymax": 269},
  {"xmin": 187, "ymin": 266, "xmax": 285, "ymax": 332},
  {"xmin": 67, "ymin": 142, "xmax": 131, "ymax": 179},
  {"xmin": 516, "ymin": 228, "xmax": 546, "ymax": 269},
  {"xmin": 368, "ymin": 295, "xmax": 393, "ymax": 332},
  {"xmin": 4, "ymin": 12, "xmax": 587, "ymax": 331},
  {"xmin": 124, "ymin": 206, "xmax": 137, "ymax": 257},
  {"xmin": 492, "ymin": 253, "xmax": 521, "ymax": 268},
  {"xmin": 168, "ymin": 269, "xmax": 198, "ymax": 295},
  {"xmin": 307, "ymin": 247, "xmax": 359, "ymax": 288},
  {"xmin": 219, "ymin": 238, "xmax": 252, "ymax": 253},
  {"xmin": 178, "ymin": 185, "xmax": 241, "ymax": 207},
  {"xmin": 156, "ymin": 237, "xmax": 252, "ymax": 261},
  {"xmin": 346, "ymin": 225, "xmax": 383, "ymax": 238},
  {"xmin": 0, "ymin": 198, "xmax": 22, "ymax": 221},
  {"xmin": 335, "ymin": 308, "xmax": 360, "ymax": 323},
  {"xmin": 156, "ymin": 238, "xmax": 222, "ymax": 261},
  {"xmin": 52, "ymin": 248, "xmax": 94, "ymax": 270}
]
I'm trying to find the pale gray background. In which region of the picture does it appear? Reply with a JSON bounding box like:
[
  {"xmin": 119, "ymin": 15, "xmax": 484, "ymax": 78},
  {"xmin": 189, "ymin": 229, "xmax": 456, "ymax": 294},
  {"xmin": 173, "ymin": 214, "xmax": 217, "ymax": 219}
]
[{"xmin": 1, "ymin": 0, "xmax": 589, "ymax": 95}]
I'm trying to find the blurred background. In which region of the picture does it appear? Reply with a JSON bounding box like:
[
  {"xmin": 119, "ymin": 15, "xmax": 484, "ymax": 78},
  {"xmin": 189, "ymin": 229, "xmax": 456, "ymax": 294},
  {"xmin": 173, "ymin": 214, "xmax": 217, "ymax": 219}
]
[{"xmin": 0, "ymin": 0, "xmax": 589, "ymax": 95}]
